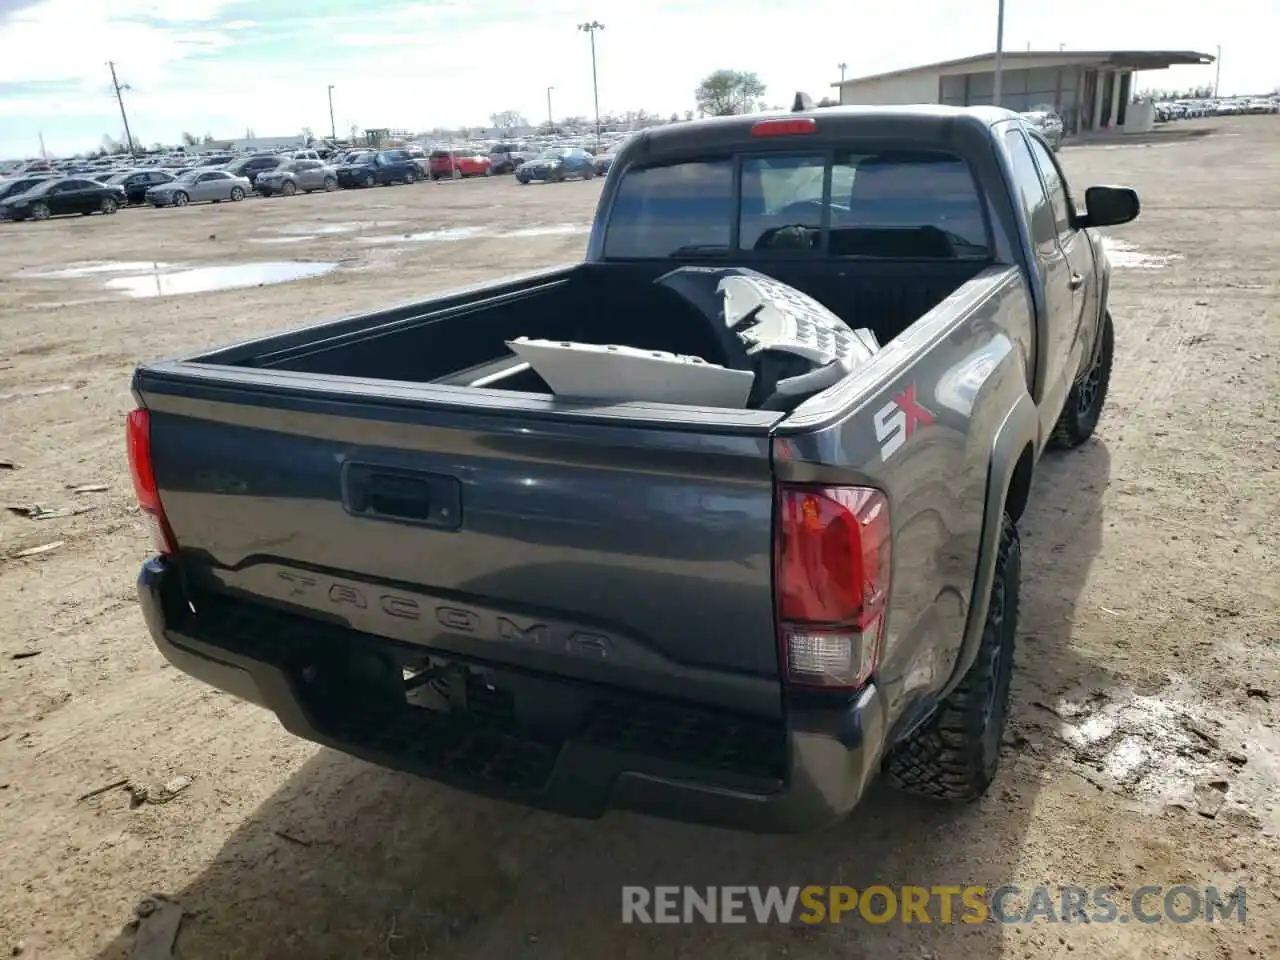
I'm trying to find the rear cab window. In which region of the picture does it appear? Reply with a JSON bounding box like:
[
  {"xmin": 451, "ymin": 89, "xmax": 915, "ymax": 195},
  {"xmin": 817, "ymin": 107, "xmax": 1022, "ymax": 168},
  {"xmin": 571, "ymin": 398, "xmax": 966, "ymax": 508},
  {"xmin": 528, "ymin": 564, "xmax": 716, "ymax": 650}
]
[{"xmin": 603, "ymin": 148, "xmax": 992, "ymax": 261}]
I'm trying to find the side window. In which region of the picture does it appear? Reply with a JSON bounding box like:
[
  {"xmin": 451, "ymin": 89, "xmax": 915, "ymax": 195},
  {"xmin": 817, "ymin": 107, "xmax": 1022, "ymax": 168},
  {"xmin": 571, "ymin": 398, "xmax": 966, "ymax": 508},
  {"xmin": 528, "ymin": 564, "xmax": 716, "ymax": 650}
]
[
  {"xmin": 1027, "ymin": 136, "xmax": 1072, "ymax": 237},
  {"xmin": 1004, "ymin": 130, "xmax": 1056, "ymax": 256},
  {"xmin": 739, "ymin": 154, "xmax": 825, "ymax": 250}
]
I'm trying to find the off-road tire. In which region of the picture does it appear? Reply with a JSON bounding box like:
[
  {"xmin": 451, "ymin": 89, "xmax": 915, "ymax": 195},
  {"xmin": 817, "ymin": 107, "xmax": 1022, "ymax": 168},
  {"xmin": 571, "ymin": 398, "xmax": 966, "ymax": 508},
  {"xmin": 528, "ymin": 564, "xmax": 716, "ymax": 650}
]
[
  {"xmin": 884, "ymin": 513, "xmax": 1020, "ymax": 801},
  {"xmin": 1049, "ymin": 311, "xmax": 1113, "ymax": 449}
]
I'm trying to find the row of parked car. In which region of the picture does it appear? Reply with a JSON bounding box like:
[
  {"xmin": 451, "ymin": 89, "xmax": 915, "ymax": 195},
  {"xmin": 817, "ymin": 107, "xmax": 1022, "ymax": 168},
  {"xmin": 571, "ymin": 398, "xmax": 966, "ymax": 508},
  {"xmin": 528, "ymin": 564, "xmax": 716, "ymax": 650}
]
[
  {"xmin": 1155, "ymin": 96, "xmax": 1279, "ymax": 121},
  {"xmin": 0, "ymin": 144, "xmax": 622, "ymax": 221}
]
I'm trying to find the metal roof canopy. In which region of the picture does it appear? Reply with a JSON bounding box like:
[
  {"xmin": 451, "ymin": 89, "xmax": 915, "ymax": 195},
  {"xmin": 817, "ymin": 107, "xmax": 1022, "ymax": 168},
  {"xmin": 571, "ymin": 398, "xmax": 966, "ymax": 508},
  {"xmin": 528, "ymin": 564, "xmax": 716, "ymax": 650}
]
[{"xmin": 832, "ymin": 50, "xmax": 1215, "ymax": 87}]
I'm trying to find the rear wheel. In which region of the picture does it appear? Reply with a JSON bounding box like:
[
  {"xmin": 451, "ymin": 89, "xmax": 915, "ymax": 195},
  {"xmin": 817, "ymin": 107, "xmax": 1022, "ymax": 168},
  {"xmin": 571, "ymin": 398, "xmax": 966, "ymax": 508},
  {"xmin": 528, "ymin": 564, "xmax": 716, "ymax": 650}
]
[
  {"xmin": 1049, "ymin": 311, "xmax": 1113, "ymax": 450},
  {"xmin": 363, "ymin": 174, "xmax": 375, "ymax": 188},
  {"xmin": 884, "ymin": 513, "xmax": 1020, "ymax": 801}
]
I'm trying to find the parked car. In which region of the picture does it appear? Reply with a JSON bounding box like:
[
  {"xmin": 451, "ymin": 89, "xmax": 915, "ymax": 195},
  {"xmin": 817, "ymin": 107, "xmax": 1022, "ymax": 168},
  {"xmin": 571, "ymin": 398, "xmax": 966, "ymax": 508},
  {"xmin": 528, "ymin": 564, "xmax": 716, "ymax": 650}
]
[
  {"xmin": 0, "ymin": 174, "xmax": 53, "ymax": 204},
  {"xmin": 223, "ymin": 155, "xmax": 288, "ymax": 189},
  {"xmin": 106, "ymin": 169, "xmax": 177, "ymax": 205},
  {"xmin": 428, "ymin": 149, "xmax": 493, "ymax": 180},
  {"xmin": 488, "ymin": 143, "xmax": 527, "ymax": 174},
  {"xmin": 0, "ymin": 176, "xmax": 124, "ymax": 220},
  {"xmin": 335, "ymin": 150, "xmax": 420, "ymax": 188},
  {"xmin": 145, "ymin": 169, "xmax": 250, "ymax": 207},
  {"xmin": 255, "ymin": 160, "xmax": 338, "ymax": 197},
  {"xmin": 516, "ymin": 148, "xmax": 597, "ymax": 183},
  {"xmin": 401, "ymin": 146, "xmax": 433, "ymax": 179},
  {"xmin": 591, "ymin": 149, "xmax": 618, "ymax": 176},
  {"xmin": 128, "ymin": 104, "xmax": 1137, "ymax": 833},
  {"xmin": 1020, "ymin": 110, "xmax": 1065, "ymax": 150}
]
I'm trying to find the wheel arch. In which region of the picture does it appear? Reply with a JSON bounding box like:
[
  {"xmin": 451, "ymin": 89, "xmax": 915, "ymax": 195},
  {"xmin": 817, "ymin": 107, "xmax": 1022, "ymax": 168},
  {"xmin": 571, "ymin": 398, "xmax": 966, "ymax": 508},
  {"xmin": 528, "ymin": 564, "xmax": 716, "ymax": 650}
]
[{"xmin": 938, "ymin": 392, "xmax": 1038, "ymax": 700}]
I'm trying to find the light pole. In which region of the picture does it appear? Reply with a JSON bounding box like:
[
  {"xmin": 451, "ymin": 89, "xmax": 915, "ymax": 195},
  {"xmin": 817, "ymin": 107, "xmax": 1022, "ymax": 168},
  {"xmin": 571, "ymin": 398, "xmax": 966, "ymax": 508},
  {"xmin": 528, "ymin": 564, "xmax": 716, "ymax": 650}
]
[
  {"xmin": 107, "ymin": 61, "xmax": 136, "ymax": 156},
  {"xmin": 327, "ymin": 85, "xmax": 336, "ymax": 141},
  {"xmin": 1213, "ymin": 45, "xmax": 1221, "ymax": 98},
  {"xmin": 546, "ymin": 85, "xmax": 555, "ymax": 129},
  {"xmin": 992, "ymin": 0, "xmax": 1006, "ymax": 108},
  {"xmin": 578, "ymin": 20, "xmax": 604, "ymax": 150},
  {"xmin": 838, "ymin": 62, "xmax": 847, "ymax": 84}
]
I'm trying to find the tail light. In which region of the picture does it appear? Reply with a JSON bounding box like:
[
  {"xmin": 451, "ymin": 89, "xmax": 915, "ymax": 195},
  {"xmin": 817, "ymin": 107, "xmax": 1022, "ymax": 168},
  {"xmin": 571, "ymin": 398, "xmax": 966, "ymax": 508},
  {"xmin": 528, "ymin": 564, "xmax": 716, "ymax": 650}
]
[
  {"xmin": 775, "ymin": 484, "xmax": 891, "ymax": 689},
  {"xmin": 126, "ymin": 408, "xmax": 177, "ymax": 555},
  {"xmin": 751, "ymin": 118, "xmax": 818, "ymax": 137}
]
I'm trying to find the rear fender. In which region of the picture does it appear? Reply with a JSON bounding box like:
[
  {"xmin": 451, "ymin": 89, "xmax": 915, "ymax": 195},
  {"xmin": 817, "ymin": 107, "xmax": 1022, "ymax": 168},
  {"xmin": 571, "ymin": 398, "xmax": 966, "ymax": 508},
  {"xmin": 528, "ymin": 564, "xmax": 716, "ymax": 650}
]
[{"xmin": 938, "ymin": 391, "xmax": 1038, "ymax": 700}]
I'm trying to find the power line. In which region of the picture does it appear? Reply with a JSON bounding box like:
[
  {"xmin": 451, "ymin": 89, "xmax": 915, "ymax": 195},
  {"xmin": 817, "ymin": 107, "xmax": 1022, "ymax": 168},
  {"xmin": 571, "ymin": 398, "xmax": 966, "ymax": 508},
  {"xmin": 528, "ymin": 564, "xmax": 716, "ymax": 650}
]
[{"xmin": 107, "ymin": 61, "xmax": 136, "ymax": 156}]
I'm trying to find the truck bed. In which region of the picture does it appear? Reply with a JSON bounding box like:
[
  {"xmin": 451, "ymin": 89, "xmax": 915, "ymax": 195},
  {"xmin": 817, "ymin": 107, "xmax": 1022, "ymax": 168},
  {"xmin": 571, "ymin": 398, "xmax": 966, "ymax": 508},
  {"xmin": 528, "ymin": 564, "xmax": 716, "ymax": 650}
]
[{"xmin": 195, "ymin": 260, "xmax": 986, "ymax": 395}]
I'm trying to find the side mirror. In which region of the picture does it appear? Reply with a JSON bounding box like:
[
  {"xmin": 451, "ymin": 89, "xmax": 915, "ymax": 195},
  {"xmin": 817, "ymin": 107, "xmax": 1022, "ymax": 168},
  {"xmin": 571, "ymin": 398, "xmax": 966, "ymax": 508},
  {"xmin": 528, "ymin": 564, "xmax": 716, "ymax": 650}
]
[{"xmin": 1078, "ymin": 185, "xmax": 1140, "ymax": 228}]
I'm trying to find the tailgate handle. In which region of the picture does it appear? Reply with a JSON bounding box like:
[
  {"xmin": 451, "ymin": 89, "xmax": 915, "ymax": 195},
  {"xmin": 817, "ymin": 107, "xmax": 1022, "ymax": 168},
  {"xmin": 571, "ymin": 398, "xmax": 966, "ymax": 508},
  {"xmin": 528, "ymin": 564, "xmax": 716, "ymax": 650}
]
[{"xmin": 342, "ymin": 463, "xmax": 461, "ymax": 529}]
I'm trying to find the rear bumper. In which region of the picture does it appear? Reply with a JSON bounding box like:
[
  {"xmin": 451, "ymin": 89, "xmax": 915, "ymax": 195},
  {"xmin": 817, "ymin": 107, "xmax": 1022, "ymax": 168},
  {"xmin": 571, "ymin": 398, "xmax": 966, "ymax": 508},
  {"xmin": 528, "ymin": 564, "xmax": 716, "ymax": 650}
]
[{"xmin": 138, "ymin": 557, "xmax": 888, "ymax": 833}]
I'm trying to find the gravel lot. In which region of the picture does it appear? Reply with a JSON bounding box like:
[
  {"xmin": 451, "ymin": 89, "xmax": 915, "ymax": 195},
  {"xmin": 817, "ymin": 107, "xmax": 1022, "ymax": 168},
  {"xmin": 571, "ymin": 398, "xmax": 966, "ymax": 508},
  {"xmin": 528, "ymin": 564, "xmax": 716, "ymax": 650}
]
[{"xmin": 1, "ymin": 117, "xmax": 1278, "ymax": 960}]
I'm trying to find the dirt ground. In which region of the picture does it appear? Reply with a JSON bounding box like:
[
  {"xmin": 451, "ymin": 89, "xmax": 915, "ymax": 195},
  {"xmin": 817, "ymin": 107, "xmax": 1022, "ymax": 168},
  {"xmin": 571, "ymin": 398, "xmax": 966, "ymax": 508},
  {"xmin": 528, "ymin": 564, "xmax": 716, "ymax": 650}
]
[{"xmin": 1, "ymin": 117, "xmax": 1278, "ymax": 960}]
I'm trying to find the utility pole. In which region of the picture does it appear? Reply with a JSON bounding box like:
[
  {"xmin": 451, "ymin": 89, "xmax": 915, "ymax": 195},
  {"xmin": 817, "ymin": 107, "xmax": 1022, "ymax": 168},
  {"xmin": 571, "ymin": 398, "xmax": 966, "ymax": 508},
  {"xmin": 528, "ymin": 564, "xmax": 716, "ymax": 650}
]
[
  {"xmin": 1214, "ymin": 45, "xmax": 1221, "ymax": 97},
  {"xmin": 992, "ymin": 0, "xmax": 1006, "ymax": 108},
  {"xmin": 107, "ymin": 61, "xmax": 136, "ymax": 156},
  {"xmin": 38, "ymin": 132, "xmax": 47, "ymax": 160},
  {"xmin": 578, "ymin": 21, "xmax": 604, "ymax": 151},
  {"xmin": 546, "ymin": 85, "xmax": 555, "ymax": 129},
  {"xmin": 327, "ymin": 85, "xmax": 337, "ymax": 141},
  {"xmin": 838, "ymin": 62, "xmax": 847, "ymax": 84}
]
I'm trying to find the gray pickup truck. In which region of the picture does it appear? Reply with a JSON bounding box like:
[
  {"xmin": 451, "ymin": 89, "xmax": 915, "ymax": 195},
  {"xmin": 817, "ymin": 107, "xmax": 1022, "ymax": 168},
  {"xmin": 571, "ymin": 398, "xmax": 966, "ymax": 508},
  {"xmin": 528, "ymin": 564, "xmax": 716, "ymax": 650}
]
[{"xmin": 128, "ymin": 104, "xmax": 1138, "ymax": 833}]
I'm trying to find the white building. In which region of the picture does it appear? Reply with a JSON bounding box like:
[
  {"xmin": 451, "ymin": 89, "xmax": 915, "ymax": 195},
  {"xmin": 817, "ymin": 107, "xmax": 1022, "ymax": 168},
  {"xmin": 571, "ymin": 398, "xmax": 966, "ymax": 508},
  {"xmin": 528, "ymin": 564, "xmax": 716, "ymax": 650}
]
[{"xmin": 834, "ymin": 50, "xmax": 1215, "ymax": 135}]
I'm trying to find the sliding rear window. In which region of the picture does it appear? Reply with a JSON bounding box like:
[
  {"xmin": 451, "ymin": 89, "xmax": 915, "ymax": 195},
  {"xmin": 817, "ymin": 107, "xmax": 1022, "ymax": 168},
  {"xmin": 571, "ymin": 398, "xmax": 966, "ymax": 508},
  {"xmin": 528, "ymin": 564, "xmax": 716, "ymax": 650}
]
[{"xmin": 603, "ymin": 149, "xmax": 991, "ymax": 261}]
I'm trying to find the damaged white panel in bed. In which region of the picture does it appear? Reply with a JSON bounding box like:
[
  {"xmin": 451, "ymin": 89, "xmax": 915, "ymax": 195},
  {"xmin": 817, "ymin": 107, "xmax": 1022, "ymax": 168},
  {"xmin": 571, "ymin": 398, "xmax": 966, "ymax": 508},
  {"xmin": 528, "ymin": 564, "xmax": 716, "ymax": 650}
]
[
  {"xmin": 504, "ymin": 267, "xmax": 880, "ymax": 409},
  {"xmin": 505, "ymin": 339, "xmax": 756, "ymax": 408}
]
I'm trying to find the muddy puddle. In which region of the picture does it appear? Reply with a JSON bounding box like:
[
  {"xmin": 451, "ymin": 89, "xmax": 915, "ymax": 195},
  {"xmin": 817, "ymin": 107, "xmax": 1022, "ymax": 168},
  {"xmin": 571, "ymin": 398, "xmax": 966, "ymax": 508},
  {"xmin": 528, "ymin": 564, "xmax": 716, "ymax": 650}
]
[
  {"xmin": 257, "ymin": 221, "xmax": 407, "ymax": 243},
  {"xmin": 1025, "ymin": 679, "xmax": 1278, "ymax": 828},
  {"xmin": 102, "ymin": 261, "xmax": 337, "ymax": 298},
  {"xmin": 356, "ymin": 223, "xmax": 590, "ymax": 245},
  {"xmin": 1104, "ymin": 237, "xmax": 1182, "ymax": 269},
  {"xmin": 17, "ymin": 261, "xmax": 177, "ymax": 279},
  {"xmin": 357, "ymin": 226, "xmax": 484, "ymax": 245}
]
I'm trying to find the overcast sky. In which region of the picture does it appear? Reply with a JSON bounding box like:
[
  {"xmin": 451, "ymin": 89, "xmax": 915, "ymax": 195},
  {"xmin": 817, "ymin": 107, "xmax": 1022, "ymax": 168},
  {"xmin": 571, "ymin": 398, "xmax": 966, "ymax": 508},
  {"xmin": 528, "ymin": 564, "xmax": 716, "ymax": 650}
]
[{"xmin": 0, "ymin": 0, "xmax": 1272, "ymax": 158}]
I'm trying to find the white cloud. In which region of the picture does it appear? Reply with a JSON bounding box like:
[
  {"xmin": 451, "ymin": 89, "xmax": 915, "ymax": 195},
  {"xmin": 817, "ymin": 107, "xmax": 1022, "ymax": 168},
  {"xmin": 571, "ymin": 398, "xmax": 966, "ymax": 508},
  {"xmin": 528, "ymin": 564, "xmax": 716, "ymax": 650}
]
[{"xmin": 0, "ymin": 0, "xmax": 1274, "ymax": 158}]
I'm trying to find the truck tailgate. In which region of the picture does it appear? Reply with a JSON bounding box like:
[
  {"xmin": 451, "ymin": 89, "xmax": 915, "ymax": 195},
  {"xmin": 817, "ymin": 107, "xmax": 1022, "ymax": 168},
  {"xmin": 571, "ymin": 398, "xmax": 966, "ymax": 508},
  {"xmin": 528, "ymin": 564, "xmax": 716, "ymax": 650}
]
[{"xmin": 136, "ymin": 368, "xmax": 783, "ymax": 718}]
